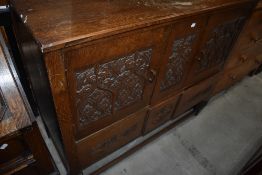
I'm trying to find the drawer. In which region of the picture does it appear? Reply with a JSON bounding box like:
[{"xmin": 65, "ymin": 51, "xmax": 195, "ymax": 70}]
[
  {"xmin": 144, "ymin": 95, "xmax": 180, "ymax": 134},
  {"xmin": 64, "ymin": 27, "xmax": 167, "ymax": 139},
  {"xmin": 227, "ymin": 61, "xmax": 258, "ymax": 84},
  {"xmin": 214, "ymin": 60, "xmax": 257, "ymax": 94},
  {"xmin": 225, "ymin": 42, "xmax": 262, "ymax": 70},
  {"xmin": 76, "ymin": 109, "xmax": 146, "ymax": 167},
  {"xmin": 0, "ymin": 135, "xmax": 30, "ymax": 165},
  {"xmin": 174, "ymin": 75, "xmax": 218, "ymax": 117},
  {"xmin": 225, "ymin": 48, "xmax": 253, "ymax": 70}
]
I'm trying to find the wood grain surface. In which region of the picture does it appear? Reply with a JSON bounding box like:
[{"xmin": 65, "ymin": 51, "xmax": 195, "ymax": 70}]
[
  {"xmin": 11, "ymin": 0, "xmax": 257, "ymax": 52},
  {"xmin": 0, "ymin": 33, "xmax": 32, "ymax": 137}
]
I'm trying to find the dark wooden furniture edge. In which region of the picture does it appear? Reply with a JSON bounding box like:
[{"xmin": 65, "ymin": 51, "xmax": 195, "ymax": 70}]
[{"xmin": 10, "ymin": 10, "xmax": 68, "ymax": 170}]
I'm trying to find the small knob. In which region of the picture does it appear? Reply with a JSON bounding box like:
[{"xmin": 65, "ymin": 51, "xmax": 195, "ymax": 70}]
[
  {"xmin": 240, "ymin": 55, "xmax": 248, "ymax": 62},
  {"xmin": 230, "ymin": 75, "xmax": 237, "ymax": 80}
]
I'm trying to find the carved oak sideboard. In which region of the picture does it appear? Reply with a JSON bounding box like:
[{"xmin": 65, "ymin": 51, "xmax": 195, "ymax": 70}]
[{"xmin": 10, "ymin": 0, "xmax": 258, "ymax": 174}]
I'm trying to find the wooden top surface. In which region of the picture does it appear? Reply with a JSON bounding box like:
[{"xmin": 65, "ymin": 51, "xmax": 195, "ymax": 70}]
[{"xmin": 11, "ymin": 0, "xmax": 256, "ymax": 52}]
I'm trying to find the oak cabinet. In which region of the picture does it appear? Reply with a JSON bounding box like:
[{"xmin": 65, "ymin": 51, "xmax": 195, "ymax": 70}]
[{"xmin": 10, "ymin": 0, "xmax": 257, "ymax": 174}]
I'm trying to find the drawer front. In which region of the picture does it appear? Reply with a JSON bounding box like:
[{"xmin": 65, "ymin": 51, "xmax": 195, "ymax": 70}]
[
  {"xmin": 186, "ymin": 6, "xmax": 249, "ymax": 86},
  {"xmin": 144, "ymin": 95, "xmax": 180, "ymax": 134},
  {"xmin": 76, "ymin": 109, "xmax": 146, "ymax": 167},
  {"xmin": 227, "ymin": 60, "xmax": 258, "ymax": 85},
  {"xmin": 64, "ymin": 27, "xmax": 167, "ymax": 139},
  {"xmin": 0, "ymin": 135, "xmax": 29, "ymax": 165},
  {"xmin": 225, "ymin": 48, "xmax": 253, "ymax": 70},
  {"xmin": 174, "ymin": 75, "xmax": 218, "ymax": 117},
  {"xmin": 214, "ymin": 59, "xmax": 257, "ymax": 94},
  {"xmin": 226, "ymin": 39, "xmax": 262, "ymax": 70}
]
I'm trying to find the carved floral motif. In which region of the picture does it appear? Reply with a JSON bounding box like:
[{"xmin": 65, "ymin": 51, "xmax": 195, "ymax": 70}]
[
  {"xmin": 75, "ymin": 67, "xmax": 113, "ymax": 125},
  {"xmin": 160, "ymin": 34, "xmax": 196, "ymax": 91},
  {"xmin": 75, "ymin": 48, "xmax": 152, "ymax": 126}
]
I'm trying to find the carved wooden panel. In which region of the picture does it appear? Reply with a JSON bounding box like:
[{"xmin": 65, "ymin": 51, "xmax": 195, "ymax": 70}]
[
  {"xmin": 75, "ymin": 67, "xmax": 113, "ymax": 126},
  {"xmin": 196, "ymin": 17, "xmax": 245, "ymax": 72},
  {"xmin": 160, "ymin": 34, "xmax": 196, "ymax": 91},
  {"xmin": 75, "ymin": 48, "xmax": 152, "ymax": 126}
]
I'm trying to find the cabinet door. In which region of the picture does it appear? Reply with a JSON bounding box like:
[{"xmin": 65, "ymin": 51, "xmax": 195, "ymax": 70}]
[
  {"xmin": 186, "ymin": 6, "xmax": 249, "ymax": 86},
  {"xmin": 151, "ymin": 16, "xmax": 208, "ymax": 104},
  {"xmin": 65, "ymin": 27, "xmax": 167, "ymax": 139}
]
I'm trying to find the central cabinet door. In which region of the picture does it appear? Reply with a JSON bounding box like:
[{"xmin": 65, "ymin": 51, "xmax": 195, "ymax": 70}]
[
  {"xmin": 186, "ymin": 6, "xmax": 250, "ymax": 86},
  {"xmin": 151, "ymin": 16, "xmax": 208, "ymax": 104},
  {"xmin": 64, "ymin": 27, "xmax": 167, "ymax": 139}
]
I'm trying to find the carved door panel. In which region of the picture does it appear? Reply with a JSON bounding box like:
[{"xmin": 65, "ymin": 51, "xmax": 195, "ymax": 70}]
[
  {"xmin": 186, "ymin": 7, "xmax": 249, "ymax": 86},
  {"xmin": 151, "ymin": 16, "xmax": 208, "ymax": 104},
  {"xmin": 65, "ymin": 27, "xmax": 167, "ymax": 139}
]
